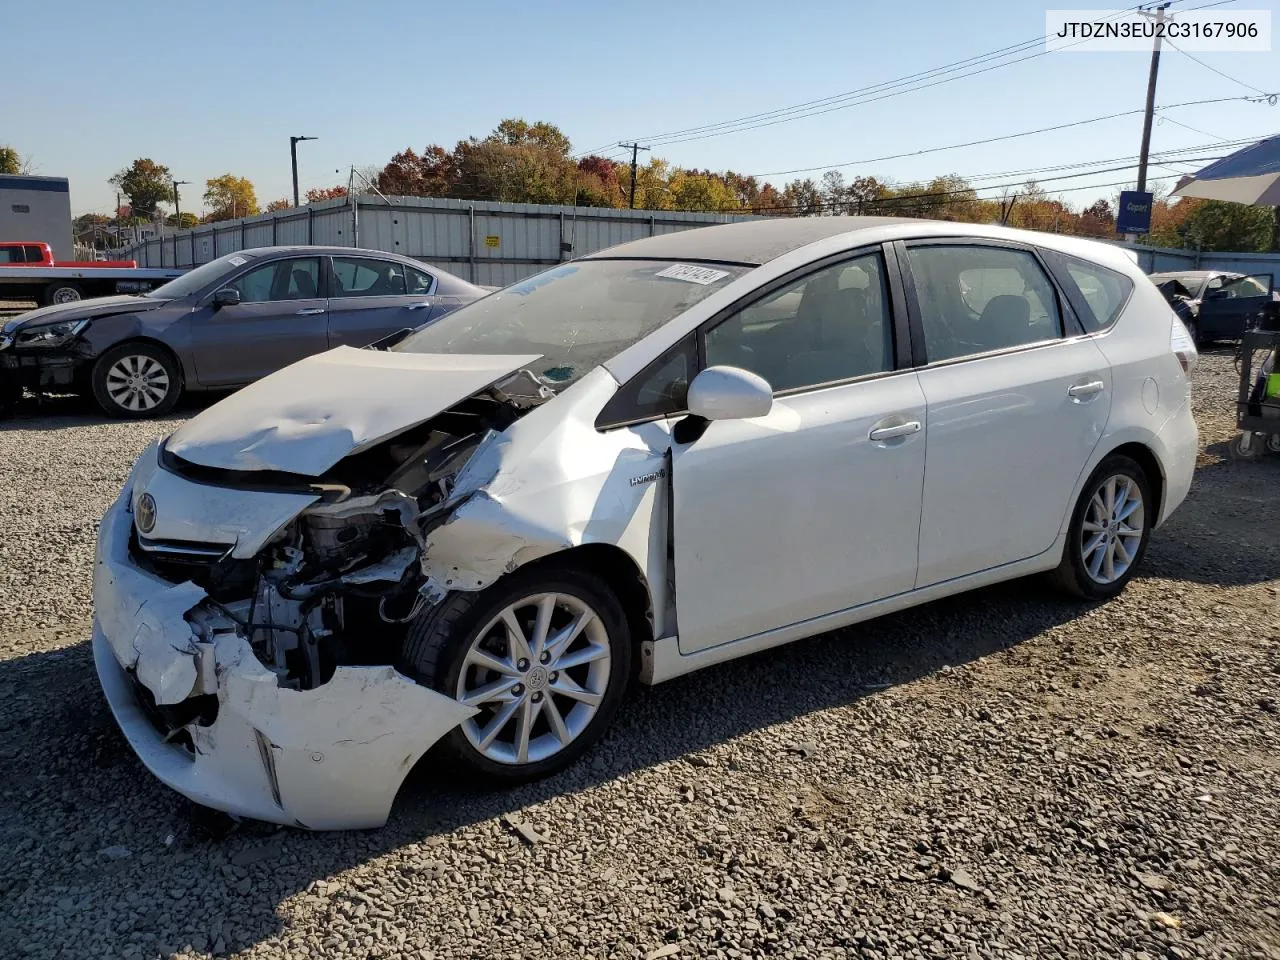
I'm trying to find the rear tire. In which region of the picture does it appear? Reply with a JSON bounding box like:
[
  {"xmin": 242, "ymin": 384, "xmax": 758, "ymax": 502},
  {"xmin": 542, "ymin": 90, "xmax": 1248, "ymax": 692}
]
[
  {"xmin": 401, "ymin": 563, "xmax": 632, "ymax": 783},
  {"xmin": 42, "ymin": 281, "xmax": 83, "ymax": 306},
  {"xmin": 1050, "ymin": 455, "xmax": 1152, "ymax": 600},
  {"xmin": 90, "ymin": 342, "xmax": 181, "ymax": 419}
]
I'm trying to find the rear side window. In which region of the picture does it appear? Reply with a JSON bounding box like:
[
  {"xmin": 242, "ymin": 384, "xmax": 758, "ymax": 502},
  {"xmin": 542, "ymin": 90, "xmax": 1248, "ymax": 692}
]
[
  {"xmin": 905, "ymin": 245, "xmax": 1063, "ymax": 363},
  {"xmin": 1061, "ymin": 256, "xmax": 1134, "ymax": 332}
]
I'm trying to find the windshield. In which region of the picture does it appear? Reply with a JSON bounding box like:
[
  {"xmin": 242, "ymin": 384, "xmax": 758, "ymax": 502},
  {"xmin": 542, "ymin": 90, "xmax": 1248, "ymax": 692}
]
[
  {"xmin": 396, "ymin": 258, "xmax": 749, "ymax": 387},
  {"xmin": 145, "ymin": 252, "xmax": 259, "ymax": 299}
]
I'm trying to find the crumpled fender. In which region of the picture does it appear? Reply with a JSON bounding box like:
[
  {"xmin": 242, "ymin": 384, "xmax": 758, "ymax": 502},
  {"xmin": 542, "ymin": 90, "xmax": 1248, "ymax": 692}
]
[{"xmin": 418, "ymin": 369, "xmax": 671, "ymax": 627}]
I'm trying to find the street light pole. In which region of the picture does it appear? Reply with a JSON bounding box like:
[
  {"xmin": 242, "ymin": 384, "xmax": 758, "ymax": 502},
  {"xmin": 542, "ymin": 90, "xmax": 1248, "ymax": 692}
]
[
  {"xmin": 171, "ymin": 179, "xmax": 190, "ymax": 227},
  {"xmin": 291, "ymin": 136, "xmax": 318, "ymax": 206}
]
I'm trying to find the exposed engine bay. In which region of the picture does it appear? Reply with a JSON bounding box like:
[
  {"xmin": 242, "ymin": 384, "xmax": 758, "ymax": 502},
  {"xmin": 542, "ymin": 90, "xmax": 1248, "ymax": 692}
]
[{"xmin": 133, "ymin": 370, "xmax": 555, "ymax": 693}]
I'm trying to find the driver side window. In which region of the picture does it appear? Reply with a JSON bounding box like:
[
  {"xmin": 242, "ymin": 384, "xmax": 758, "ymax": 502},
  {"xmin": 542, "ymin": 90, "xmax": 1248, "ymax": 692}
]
[
  {"xmin": 228, "ymin": 258, "xmax": 320, "ymax": 303},
  {"xmin": 703, "ymin": 252, "xmax": 894, "ymax": 394}
]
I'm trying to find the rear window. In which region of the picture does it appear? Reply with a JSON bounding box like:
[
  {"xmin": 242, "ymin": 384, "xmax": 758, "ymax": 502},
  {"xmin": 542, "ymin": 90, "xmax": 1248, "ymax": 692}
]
[{"xmin": 1061, "ymin": 257, "xmax": 1134, "ymax": 332}]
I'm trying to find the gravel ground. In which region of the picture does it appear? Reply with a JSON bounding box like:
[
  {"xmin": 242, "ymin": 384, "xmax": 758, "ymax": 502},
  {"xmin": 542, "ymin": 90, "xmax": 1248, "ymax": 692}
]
[{"xmin": 0, "ymin": 351, "xmax": 1277, "ymax": 960}]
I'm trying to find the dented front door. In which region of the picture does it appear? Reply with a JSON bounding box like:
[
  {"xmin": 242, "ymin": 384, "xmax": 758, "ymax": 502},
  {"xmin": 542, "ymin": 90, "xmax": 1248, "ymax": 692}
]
[{"xmin": 670, "ymin": 374, "xmax": 927, "ymax": 655}]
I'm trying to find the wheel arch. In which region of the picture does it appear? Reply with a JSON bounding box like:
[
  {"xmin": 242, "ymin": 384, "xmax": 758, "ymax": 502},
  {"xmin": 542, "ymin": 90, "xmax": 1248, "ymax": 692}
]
[
  {"xmin": 1060, "ymin": 434, "xmax": 1168, "ymax": 539},
  {"xmin": 1106, "ymin": 441, "xmax": 1165, "ymax": 523},
  {"xmin": 95, "ymin": 336, "xmax": 189, "ymax": 389},
  {"xmin": 515, "ymin": 543, "xmax": 655, "ymax": 681}
]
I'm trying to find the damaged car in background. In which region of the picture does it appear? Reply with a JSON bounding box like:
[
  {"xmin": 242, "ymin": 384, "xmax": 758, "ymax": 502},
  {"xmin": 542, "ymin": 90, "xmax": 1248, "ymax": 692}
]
[{"xmin": 94, "ymin": 218, "xmax": 1198, "ymax": 829}]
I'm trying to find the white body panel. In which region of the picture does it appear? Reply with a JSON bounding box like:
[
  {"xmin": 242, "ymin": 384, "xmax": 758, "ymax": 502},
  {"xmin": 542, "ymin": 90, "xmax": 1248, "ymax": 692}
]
[
  {"xmin": 671, "ymin": 374, "xmax": 926, "ymax": 653},
  {"xmin": 914, "ymin": 338, "xmax": 1112, "ymax": 587}
]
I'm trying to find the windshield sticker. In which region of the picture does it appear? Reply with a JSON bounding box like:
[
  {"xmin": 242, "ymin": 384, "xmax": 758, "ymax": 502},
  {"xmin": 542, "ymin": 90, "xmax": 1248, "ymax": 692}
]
[
  {"xmin": 656, "ymin": 264, "xmax": 731, "ymax": 285},
  {"xmin": 227, "ymin": 256, "xmax": 248, "ymax": 267}
]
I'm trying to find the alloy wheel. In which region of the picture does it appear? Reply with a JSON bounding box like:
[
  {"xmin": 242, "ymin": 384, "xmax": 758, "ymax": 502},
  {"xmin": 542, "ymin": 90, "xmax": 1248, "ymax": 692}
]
[
  {"xmin": 456, "ymin": 592, "xmax": 612, "ymax": 765},
  {"xmin": 105, "ymin": 355, "xmax": 171, "ymax": 412},
  {"xmin": 51, "ymin": 286, "xmax": 82, "ymax": 304},
  {"xmin": 1079, "ymin": 474, "xmax": 1146, "ymax": 585}
]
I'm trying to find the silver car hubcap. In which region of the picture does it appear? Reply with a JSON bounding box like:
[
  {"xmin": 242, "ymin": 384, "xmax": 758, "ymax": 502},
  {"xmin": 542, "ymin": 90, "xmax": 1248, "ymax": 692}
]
[
  {"xmin": 456, "ymin": 592, "xmax": 611, "ymax": 765},
  {"xmin": 105, "ymin": 356, "xmax": 170, "ymax": 412},
  {"xmin": 1080, "ymin": 474, "xmax": 1145, "ymax": 584},
  {"xmin": 52, "ymin": 287, "xmax": 81, "ymax": 304}
]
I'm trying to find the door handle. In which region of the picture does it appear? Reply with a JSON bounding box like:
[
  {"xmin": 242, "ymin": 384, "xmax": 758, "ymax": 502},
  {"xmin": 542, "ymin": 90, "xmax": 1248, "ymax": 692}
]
[
  {"xmin": 295, "ymin": 307, "xmax": 325, "ymax": 316},
  {"xmin": 868, "ymin": 420, "xmax": 922, "ymax": 442},
  {"xmin": 1067, "ymin": 380, "xmax": 1105, "ymax": 400},
  {"xmin": 406, "ymin": 301, "xmax": 432, "ymax": 310}
]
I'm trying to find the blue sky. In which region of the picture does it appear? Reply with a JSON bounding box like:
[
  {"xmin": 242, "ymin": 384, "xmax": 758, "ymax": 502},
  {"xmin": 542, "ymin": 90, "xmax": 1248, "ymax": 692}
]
[{"xmin": 5, "ymin": 0, "xmax": 1278, "ymax": 215}]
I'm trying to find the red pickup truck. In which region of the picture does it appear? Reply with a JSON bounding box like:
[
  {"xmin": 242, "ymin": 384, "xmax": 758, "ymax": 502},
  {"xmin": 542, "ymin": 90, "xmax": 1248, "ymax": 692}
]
[{"xmin": 0, "ymin": 241, "xmax": 183, "ymax": 306}]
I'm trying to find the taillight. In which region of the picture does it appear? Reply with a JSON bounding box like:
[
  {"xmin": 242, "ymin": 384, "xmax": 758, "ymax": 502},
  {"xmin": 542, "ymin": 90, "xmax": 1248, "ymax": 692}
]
[{"xmin": 1170, "ymin": 313, "xmax": 1198, "ymax": 375}]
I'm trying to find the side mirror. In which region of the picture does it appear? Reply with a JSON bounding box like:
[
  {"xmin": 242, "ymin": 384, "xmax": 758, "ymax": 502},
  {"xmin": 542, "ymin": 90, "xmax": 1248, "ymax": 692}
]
[
  {"xmin": 212, "ymin": 287, "xmax": 241, "ymax": 308},
  {"xmin": 686, "ymin": 365, "xmax": 773, "ymax": 421}
]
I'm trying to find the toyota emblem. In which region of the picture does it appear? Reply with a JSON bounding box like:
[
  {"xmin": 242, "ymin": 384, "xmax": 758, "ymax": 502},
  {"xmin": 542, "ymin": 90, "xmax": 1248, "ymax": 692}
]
[{"xmin": 135, "ymin": 493, "xmax": 157, "ymax": 535}]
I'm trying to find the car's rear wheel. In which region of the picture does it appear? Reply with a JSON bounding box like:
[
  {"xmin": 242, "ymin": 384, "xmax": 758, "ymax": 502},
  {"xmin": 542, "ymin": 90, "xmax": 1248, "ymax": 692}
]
[
  {"xmin": 90, "ymin": 342, "xmax": 181, "ymax": 419},
  {"xmin": 1050, "ymin": 455, "xmax": 1152, "ymax": 600},
  {"xmin": 402, "ymin": 564, "xmax": 631, "ymax": 782}
]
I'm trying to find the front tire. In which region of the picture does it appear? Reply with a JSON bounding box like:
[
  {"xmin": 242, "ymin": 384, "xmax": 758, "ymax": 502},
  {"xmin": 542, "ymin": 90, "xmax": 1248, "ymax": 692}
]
[
  {"xmin": 90, "ymin": 342, "xmax": 181, "ymax": 419},
  {"xmin": 402, "ymin": 564, "xmax": 632, "ymax": 782},
  {"xmin": 1050, "ymin": 455, "xmax": 1152, "ymax": 600}
]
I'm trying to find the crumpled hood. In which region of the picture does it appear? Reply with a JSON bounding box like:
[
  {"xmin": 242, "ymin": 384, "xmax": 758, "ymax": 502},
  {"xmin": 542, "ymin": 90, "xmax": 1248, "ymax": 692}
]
[
  {"xmin": 165, "ymin": 346, "xmax": 542, "ymax": 476},
  {"xmin": 2, "ymin": 294, "xmax": 172, "ymax": 333}
]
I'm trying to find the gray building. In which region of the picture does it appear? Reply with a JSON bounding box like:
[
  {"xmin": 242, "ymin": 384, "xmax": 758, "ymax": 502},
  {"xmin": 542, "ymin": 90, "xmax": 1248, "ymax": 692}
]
[{"xmin": 0, "ymin": 175, "xmax": 73, "ymax": 260}]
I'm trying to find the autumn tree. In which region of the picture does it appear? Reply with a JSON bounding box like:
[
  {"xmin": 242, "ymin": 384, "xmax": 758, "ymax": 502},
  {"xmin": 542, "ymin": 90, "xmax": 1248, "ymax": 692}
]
[
  {"xmin": 376, "ymin": 146, "xmax": 457, "ymax": 197},
  {"xmin": 0, "ymin": 146, "xmax": 20, "ymax": 175},
  {"xmin": 780, "ymin": 178, "xmax": 822, "ymax": 216},
  {"xmin": 668, "ymin": 169, "xmax": 741, "ymax": 212},
  {"xmin": 306, "ymin": 185, "xmax": 348, "ymax": 202},
  {"xmin": 1078, "ymin": 199, "xmax": 1115, "ymax": 238},
  {"xmin": 203, "ymin": 174, "xmax": 260, "ymax": 221},
  {"xmin": 265, "ymin": 198, "xmax": 291, "ymax": 212},
  {"xmin": 110, "ymin": 158, "xmax": 172, "ymax": 219}
]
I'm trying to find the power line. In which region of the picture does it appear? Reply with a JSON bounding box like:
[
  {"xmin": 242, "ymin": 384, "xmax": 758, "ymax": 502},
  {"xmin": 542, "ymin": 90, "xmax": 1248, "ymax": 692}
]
[
  {"xmin": 727, "ymin": 96, "xmax": 1271, "ymax": 180},
  {"xmin": 1155, "ymin": 114, "xmax": 1231, "ymax": 141},
  {"xmin": 578, "ymin": 4, "xmax": 1162, "ymax": 155},
  {"xmin": 1166, "ymin": 38, "xmax": 1272, "ymax": 96}
]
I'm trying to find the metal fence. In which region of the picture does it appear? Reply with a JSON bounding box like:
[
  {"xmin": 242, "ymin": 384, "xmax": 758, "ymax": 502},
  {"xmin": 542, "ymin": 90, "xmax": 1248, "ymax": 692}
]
[
  {"xmin": 1118, "ymin": 242, "xmax": 1280, "ymax": 278},
  {"xmin": 118, "ymin": 196, "xmax": 757, "ymax": 287},
  {"xmin": 119, "ymin": 198, "xmax": 1280, "ymax": 284}
]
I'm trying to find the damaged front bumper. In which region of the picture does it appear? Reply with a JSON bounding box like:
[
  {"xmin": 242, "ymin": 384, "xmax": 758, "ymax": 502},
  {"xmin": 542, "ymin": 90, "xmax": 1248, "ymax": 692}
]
[
  {"xmin": 0, "ymin": 344, "xmax": 85, "ymax": 392},
  {"xmin": 92, "ymin": 453, "xmax": 477, "ymax": 830}
]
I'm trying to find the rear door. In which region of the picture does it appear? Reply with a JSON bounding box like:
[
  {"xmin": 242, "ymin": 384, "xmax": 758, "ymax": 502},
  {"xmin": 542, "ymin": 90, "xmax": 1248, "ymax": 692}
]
[
  {"xmin": 325, "ymin": 256, "xmax": 437, "ymax": 348},
  {"xmin": 188, "ymin": 256, "xmax": 328, "ymax": 386},
  {"xmin": 1197, "ymin": 273, "xmax": 1273, "ymax": 339},
  {"xmin": 898, "ymin": 239, "xmax": 1112, "ymax": 587}
]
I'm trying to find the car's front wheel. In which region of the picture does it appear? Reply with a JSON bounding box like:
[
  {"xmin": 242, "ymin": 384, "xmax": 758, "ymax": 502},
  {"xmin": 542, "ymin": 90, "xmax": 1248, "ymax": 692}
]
[
  {"xmin": 1051, "ymin": 454, "xmax": 1152, "ymax": 600},
  {"xmin": 90, "ymin": 342, "xmax": 182, "ymax": 419},
  {"xmin": 402, "ymin": 564, "xmax": 632, "ymax": 782}
]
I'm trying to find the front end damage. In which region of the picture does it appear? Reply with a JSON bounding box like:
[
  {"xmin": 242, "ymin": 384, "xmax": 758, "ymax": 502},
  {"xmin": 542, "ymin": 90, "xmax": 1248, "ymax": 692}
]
[{"xmin": 91, "ymin": 354, "xmax": 612, "ymax": 830}]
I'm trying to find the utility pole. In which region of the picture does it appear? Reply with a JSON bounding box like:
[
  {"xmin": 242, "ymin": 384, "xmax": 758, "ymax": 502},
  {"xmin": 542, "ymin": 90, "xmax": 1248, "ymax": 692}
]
[
  {"xmin": 618, "ymin": 142, "xmax": 650, "ymax": 209},
  {"xmin": 291, "ymin": 135, "xmax": 318, "ymax": 206},
  {"xmin": 1130, "ymin": 1, "xmax": 1170, "ymax": 240},
  {"xmin": 171, "ymin": 179, "xmax": 190, "ymax": 227}
]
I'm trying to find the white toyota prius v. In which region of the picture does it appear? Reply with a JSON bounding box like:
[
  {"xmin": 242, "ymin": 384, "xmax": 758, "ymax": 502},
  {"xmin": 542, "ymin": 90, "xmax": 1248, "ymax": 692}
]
[{"xmin": 92, "ymin": 217, "xmax": 1199, "ymax": 829}]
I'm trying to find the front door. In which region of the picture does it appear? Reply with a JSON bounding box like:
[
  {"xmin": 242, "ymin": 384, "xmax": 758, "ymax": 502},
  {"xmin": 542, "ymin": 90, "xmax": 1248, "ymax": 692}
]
[
  {"xmin": 189, "ymin": 256, "xmax": 328, "ymax": 386},
  {"xmin": 325, "ymin": 256, "xmax": 437, "ymax": 349},
  {"xmin": 899, "ymin": 240, "xmax": 1112, "ymax": 587},
  {"xmin": 1197, "ymin": 273, "xmax": 1274, "ymax": 339},
  {"xmin": 670, "ymin": 249, "xmax": 926, "ymax": 654}
]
